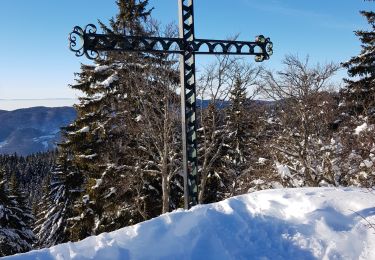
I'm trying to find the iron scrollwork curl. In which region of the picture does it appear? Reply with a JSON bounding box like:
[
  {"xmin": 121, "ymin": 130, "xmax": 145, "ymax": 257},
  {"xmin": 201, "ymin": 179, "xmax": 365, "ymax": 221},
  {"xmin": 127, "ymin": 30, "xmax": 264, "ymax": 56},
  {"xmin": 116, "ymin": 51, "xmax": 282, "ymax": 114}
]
[
  {"xmin": 254, "ymin": 35, "xmax": 273, "ymax": 62},
  {"xmin": 84, "ymin": 24, "xmax": 97, "ymax": 34},
  {"xmin": 68, "ymin": 24, "xmax": 99, "ymax": 60},
  {"xmin": 69, "ymin": 26, "xmax": 85, "ymax": 57},
  {"xmin": 266, "ymin": 40, "xmax": 273, "ymax": 57},
  {"xmin": 82, "ymin": 24, "xmax": 100, "ymax": 60}
]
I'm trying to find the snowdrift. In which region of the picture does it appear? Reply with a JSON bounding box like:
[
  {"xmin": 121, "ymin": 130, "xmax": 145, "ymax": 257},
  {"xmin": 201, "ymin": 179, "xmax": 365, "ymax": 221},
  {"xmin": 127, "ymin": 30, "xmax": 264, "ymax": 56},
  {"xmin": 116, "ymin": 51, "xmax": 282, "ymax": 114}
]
[{"xmin": 6, "ymin": 187, "xmax": 375, "ymax": 259}]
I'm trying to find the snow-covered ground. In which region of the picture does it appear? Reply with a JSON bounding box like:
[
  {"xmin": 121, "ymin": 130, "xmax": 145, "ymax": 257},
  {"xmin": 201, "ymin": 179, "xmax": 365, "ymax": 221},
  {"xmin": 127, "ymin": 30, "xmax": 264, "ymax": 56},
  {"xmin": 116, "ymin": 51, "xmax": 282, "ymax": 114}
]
[{"xmin": 6, "ymin": 187, "xmax": 375, "ymax": 260}]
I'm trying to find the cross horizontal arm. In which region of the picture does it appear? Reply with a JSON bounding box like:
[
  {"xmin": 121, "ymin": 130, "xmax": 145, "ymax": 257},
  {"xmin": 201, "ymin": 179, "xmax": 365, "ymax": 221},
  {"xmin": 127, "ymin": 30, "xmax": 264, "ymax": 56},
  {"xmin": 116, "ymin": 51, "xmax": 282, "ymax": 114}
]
[{"xmin": 69, "ymin": 24, "xmax": 273, "ymax": 62}]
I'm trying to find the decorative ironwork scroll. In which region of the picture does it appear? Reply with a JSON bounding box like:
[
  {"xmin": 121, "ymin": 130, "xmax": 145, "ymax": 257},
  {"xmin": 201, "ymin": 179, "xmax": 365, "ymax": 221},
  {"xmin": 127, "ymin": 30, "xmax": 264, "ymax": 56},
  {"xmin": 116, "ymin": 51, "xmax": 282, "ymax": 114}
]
[
  {"xmin": 69, "ymin": 24, "xmax": 99, "ymax": 59},
  {"xmin": 69, "ymin": 26, "xmax": 273, "ymax": 61}
]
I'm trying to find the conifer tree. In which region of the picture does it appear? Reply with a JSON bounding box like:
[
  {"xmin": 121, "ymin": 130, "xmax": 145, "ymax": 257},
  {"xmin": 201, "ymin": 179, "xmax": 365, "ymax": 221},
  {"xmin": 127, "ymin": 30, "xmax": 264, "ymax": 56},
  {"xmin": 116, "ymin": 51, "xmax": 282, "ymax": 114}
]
[
  {"xmin": 0, "ymin": 151, "xmax": 56, "ymax": 208},
  {"xmin": 8, "ymin": 173, "xmax": 35, "ymax": 245},
  {"xmin": 221, "ymin": 78, "xmax": 253, "ymax": 196},
  {"xmin": 337, "ymin": 11, "xmax": 375, "ymax": 187},
  {"xmin": 197, "ymin": 57, "xmax": 262, "ymax": 202},
  {"xmin": 33, "ymin": 174, "xmax": 51, "ymax": 248},
  {"xmin": 64, "ymin": 0, "xmax": 152, "ymax": 239},
  {"xmin": 197, "ymin": 103, "xmax": 226, "ymax": 203},
  {"xmin": 341, "ymin": 11, "xmax": 375, "ymax": 119},
  {"xmin": 0, "ymin": 167, "xmax": 19, "ymax": 256},
  {"xmin": 63, "ymin": 0, "xmax": 180, "ymax": 240},
  {"xmin": 34, "ymin": 149, "xmax": 83, "ymax": 247},
  {"xmin": 0, "ymin": 169, "xmax": 35, "ymax": 256}
]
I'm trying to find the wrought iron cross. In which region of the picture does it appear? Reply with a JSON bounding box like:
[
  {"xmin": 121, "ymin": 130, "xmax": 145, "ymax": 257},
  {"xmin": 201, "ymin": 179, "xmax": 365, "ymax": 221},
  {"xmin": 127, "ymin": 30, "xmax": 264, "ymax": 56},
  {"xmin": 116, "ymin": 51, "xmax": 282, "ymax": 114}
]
[{"xmin": 69, "ymin": 0, "xmax": 273, "ymax": 209}]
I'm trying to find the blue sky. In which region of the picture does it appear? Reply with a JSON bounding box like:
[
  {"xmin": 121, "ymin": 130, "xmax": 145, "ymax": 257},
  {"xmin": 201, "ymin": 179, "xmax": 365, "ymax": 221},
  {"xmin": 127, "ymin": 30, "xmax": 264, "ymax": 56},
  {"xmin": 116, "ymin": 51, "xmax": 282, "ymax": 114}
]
[{"xmin": 0, "ymin": 0, "xmax": 373, "ymax": 109}]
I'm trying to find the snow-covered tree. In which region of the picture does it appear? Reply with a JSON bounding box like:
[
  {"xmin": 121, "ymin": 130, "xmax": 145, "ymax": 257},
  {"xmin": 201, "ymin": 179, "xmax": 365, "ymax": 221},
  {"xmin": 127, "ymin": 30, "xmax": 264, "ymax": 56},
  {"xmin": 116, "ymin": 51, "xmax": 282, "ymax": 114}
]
[
  {"xmin": 33, "ymin": 174, "xmax": 50, "ymax": 248},
  {"xmin": 33, "ymin": 149, "xmax": 83, "ymax": 247},
  {"xmin": 196, "ymin": 56, "xmax": 237, "ymax": 203},
  {"xmin": 0, "ymin": 168, "xmax": 19, "ymax": 256},
  {"xmin": 132, "ymin": 40, "xmax": 182, "ymax": 213},
  {"xmin": 63, "ymin": 0, "xmax": 155, "ymax": 239},
  {"xmin": 0, "ymin": 169, "xmax": 35, "ymax": 256},
  {"xmin": 259, "ymin": 55, "xmax": 340, "ymax": 187},
  {"xmin": 197, "ymin": 56, "xmax": 262, "ymax": 203},
  {"xmin": 220, "ymin": 62, "xmax": 263, "ymax": 197},
  {"xmin": 0, "ymin": 151, "xmax": 56, "ymax": 208},
  {"xmin": 341, "ymin": 11, "xmax": 375, "ymax": 120},
  {"xmin": 61, "ymin": 0, "xmax": 183, "ymax": 240},
  {"xmin": 8, "ymin": 173, "xmax": 35, "ymax": 246},
  {"xmin": 336, "ymin": 11, "xmax": 375, "ymax": 187}
]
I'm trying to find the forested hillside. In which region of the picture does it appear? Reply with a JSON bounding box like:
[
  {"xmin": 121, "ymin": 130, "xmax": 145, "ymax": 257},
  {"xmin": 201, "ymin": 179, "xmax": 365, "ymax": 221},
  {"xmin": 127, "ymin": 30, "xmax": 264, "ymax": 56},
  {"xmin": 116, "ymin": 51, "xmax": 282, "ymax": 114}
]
[{"xmin": 0, "ymin": 107, "xmax": 76, "ymax": 155}]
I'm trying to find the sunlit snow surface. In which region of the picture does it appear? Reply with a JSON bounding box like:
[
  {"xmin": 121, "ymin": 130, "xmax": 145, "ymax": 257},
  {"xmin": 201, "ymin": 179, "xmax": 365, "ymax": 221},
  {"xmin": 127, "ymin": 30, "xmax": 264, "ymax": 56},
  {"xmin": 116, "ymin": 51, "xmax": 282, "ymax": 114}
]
[
  {"xmin": 6, "ymin": 188, "xmax": 375, "ymax": 260},
  {"xmin": 355, "ymin": 122, "xmax": 368, "ymax": 135}
]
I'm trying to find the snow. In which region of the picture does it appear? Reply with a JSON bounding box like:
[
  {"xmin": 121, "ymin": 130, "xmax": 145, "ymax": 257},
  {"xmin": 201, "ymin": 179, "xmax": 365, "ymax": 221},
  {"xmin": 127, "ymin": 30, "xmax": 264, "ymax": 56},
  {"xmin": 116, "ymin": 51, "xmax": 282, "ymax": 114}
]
[
  {"xmin": 5, "ymin": 187, "xmax": 375, "ymax": 260},
  {"xmin": 78, "ymin": 126, "xmax": 90, "ymax": 133},
  {"xmin": 104, "ymin": 187, "xmax": 117, "ymax": 199},
  {"xmin": 267, "ymin": 117, "xmax": 274, "ymax": 124},
  {"xmin": 135, "ymin": 115, "xmax": 142, "ymax": 122},
  {"xmin": 78, "ymin": 154, "xmax": 97, "ymax": 159},
  {"xmin": 276, "ymin": 162, "xmax": 292, "ymax": 179},
  {"xmin": 92, "ymin": 179, "xmax": 103, "ymax": 189},
  {"xmin": 99, "ymin": 73, "xmax": 119, "ymax": 88},
  {"xmin": 257, "ymin": 157, "xmax": 268, "ymax": 165},
  {"xmin": 0, "ymin": 140, "xmax": 9, "ymax": 148},
  {"xmin": 355, "ymin": 122, "xmax": 368, "ymax": 135},
  {"xmin": 362, "ymin": 159, "xmax": 374, "ymax": 168},
  {"xmin": 82, "ymin": 195, "xmax": 90, "ymax": 204},
  {"xmin": 94, "ymin": 65, "xmax": 110, "ymax": 72}
]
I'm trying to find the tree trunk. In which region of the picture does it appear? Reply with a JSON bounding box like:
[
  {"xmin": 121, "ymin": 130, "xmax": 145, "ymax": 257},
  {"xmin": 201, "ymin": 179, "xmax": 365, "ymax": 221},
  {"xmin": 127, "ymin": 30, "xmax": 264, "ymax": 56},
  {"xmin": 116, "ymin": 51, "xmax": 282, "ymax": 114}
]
[
  {"xmin": 161, "ymin": 171, "xmax": 170, "ymax": 213},
  {"xmin": 198, "ymin": 168, "xmax": 208, "ymax": 204},
  {"xmin": 161, "ymin": 100, "xmax": 170, "ymax": 214}
]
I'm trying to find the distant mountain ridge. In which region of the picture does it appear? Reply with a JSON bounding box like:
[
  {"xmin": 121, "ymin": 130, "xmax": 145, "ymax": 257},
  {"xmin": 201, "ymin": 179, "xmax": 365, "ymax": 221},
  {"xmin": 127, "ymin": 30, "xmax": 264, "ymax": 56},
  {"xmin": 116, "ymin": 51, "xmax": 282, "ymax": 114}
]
[
  {"xmin": 0, "ymin": 106, "xmax": 76, "ymax": 155},
  {"xmin": 0, "ymin": 100, "xmax": 273, "ymax": 156}
]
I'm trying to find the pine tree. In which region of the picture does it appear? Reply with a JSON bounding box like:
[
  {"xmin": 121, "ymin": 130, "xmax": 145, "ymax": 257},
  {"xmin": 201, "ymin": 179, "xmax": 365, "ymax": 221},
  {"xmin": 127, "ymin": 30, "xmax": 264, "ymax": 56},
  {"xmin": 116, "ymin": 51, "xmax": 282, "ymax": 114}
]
[
  {"xmin": 0, "ymin": 167, "xmax": 19, "ymax": 256},
  {"xmin": 0, "ymin": 151, "xmax": 56, "ymax": 209},
  {"xmin": 34, "ymin": 149, "xmax": 83, "ymax": 247},
  {"xmin": 33, "ymin": 174, "xmax": 51, "ymax": 248},
  {"xmin": 197, "ymin": 103, "xmax": 227, "ymax": 203},
  {"xmin": 64, "ymin": 0, "xmax": 152, "ymax": 239},
  {"xmin": 63, "ymin": 0, "xmax": 180, "ymax": 240},
  {"xmin": 196, "ymin": 57, "xmax": 263, "ymax": 202},
  {"xmin": 0, "ymin": 169, "xmax": 35, "ymax": 256},
  {"xmin": 8, "ymin": 173, "xmax": 35, "ymax": 250},
  {"xmin": 341, "ymin": 11, "xmax": 375, "ymax": 119},
  {"xmin": 221, "ymin": 78, "xmax": 254, "ymax": 196},
  {"xmin": 337, "ymin": 11, "xmax": 375, "ymax": 187}
]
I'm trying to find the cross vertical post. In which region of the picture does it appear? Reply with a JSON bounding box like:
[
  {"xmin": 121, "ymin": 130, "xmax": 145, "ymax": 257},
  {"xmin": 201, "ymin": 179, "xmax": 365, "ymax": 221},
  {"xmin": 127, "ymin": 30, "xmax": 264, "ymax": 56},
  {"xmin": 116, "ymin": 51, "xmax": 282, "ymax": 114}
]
[
  {"xmin": 69, "ymin": 0, "xmax": 273, "ymax": 210},
  {"xmin": 179, "ymin": 0, "xmax": 198, "ymax": 209}
]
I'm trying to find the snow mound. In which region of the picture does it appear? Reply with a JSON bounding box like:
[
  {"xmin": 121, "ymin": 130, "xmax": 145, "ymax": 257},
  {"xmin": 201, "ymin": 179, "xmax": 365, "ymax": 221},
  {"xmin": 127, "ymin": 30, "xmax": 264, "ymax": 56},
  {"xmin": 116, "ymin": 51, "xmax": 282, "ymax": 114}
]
[
  {"xmin": 6, "ymin": 188, "xmax": 375, "ymax": 260},
  {"xmin": 354, "ymin": 122, "xmax": 368, "ymax": 135}
]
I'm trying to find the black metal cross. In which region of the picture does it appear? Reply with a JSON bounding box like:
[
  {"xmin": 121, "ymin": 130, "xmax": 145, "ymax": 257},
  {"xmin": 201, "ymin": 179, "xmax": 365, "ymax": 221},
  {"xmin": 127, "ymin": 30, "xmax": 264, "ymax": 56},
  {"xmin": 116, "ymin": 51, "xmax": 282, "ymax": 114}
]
[{"xmin": 69, "ymin": 0, "xmax": 273, "ymax": 210}]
